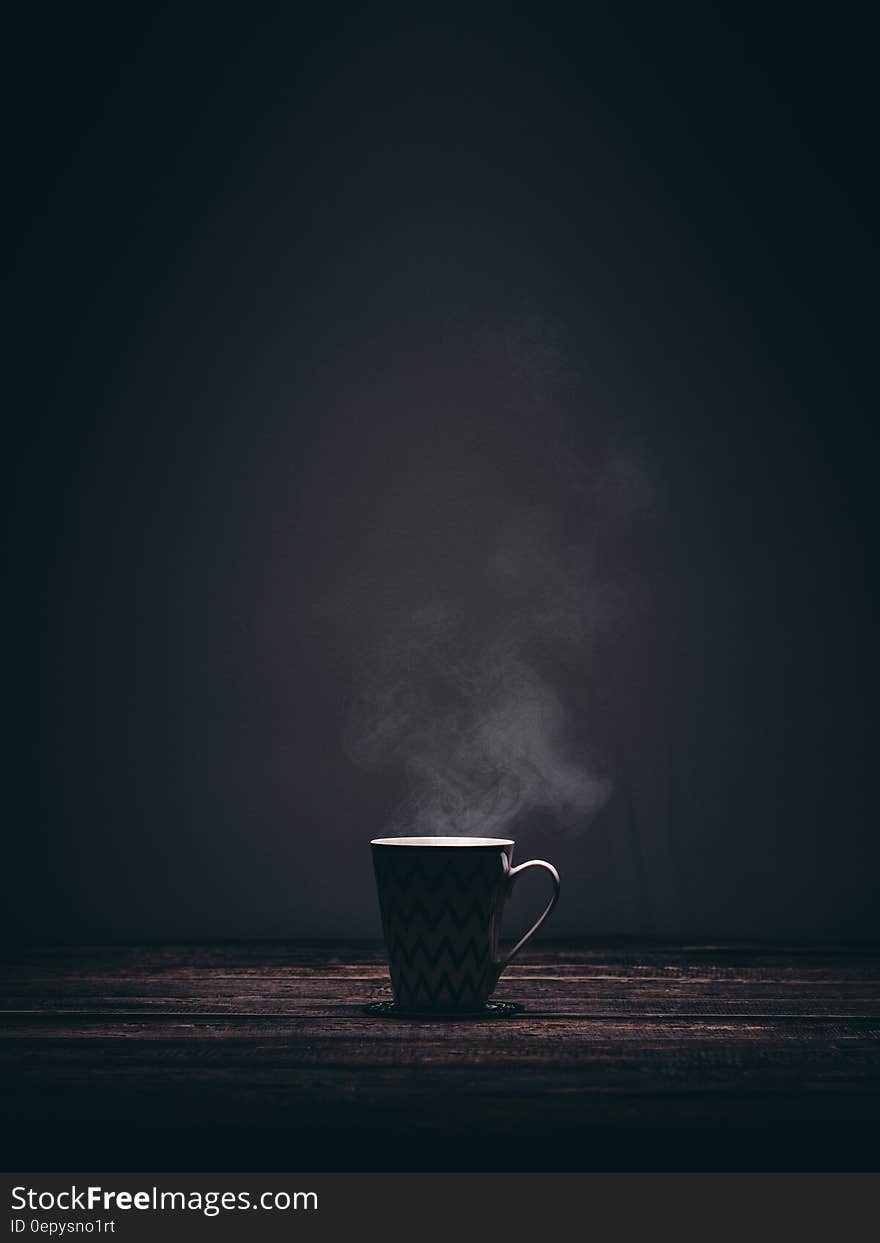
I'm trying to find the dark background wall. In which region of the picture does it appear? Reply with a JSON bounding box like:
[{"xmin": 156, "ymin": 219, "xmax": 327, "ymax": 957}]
[{"xmin": 7, "ymin": 6, "xmax": 876, "ymax": 940}]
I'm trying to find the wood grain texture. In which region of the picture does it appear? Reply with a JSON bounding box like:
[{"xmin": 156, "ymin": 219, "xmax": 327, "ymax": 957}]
[{"xmin": 2, "ymin": 941, "xmax": 878, "ymax": 1171}]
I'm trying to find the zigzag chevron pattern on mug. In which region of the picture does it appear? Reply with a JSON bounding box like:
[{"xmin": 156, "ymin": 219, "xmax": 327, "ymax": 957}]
[{"xmin": 373, "ymin": 851, "xmax": 508, "ymax": 1010}]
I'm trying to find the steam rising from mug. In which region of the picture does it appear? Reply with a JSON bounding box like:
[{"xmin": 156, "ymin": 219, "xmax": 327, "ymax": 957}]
[{"xmin": 347, "ymin": 312, "xmax": 652, "ymax": 838}]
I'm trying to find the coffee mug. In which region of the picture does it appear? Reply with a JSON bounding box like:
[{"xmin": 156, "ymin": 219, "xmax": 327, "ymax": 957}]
[{"xmin": 370, "ymin": 836, "xmax": 560, "ymax": 1013}]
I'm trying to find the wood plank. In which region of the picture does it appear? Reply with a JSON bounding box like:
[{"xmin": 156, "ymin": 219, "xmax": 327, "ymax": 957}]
[
  {"xmin": 4, "ymin": 941, "xmax": 879, "ymax": 971},
  {"xmin": 5, "ymin": 963, "xmax": 879, "ymax": 988},
  {"xmin": 4, "ymin": 972, "xmax": 879, "ymax": 1018},
  {"xmin": 2, "ymin": 1019, "xmax": 878, "ymax": 1083},
  {"xmin": 3, "ymin": 997, "xmax": 879, "ymax": 1019},
  {"xmin": 5, "ymin": 962, "xmax": 880, "ymax": 981}
]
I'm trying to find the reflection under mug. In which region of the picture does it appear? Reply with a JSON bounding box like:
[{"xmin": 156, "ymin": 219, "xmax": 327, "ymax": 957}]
[{"xmin": 370, "ymin": 836, "xmax": 560, "ymax": 1013}]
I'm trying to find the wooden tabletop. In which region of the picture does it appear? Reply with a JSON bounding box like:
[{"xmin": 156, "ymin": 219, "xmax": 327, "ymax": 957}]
[{"xmin": 2, "ymin": 941, "xmax": 878, "ymax": 1171}]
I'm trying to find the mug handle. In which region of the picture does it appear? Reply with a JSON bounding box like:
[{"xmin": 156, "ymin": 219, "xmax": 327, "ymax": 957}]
[{"xmin": 493, "ymin": 859, "xmax": 561, "ymax": 982}]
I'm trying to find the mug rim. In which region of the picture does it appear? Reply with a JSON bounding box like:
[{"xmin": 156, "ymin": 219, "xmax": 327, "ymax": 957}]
[{"xmin": 371, "ymin": 836, "xmax": 514, "ymax": 848}]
